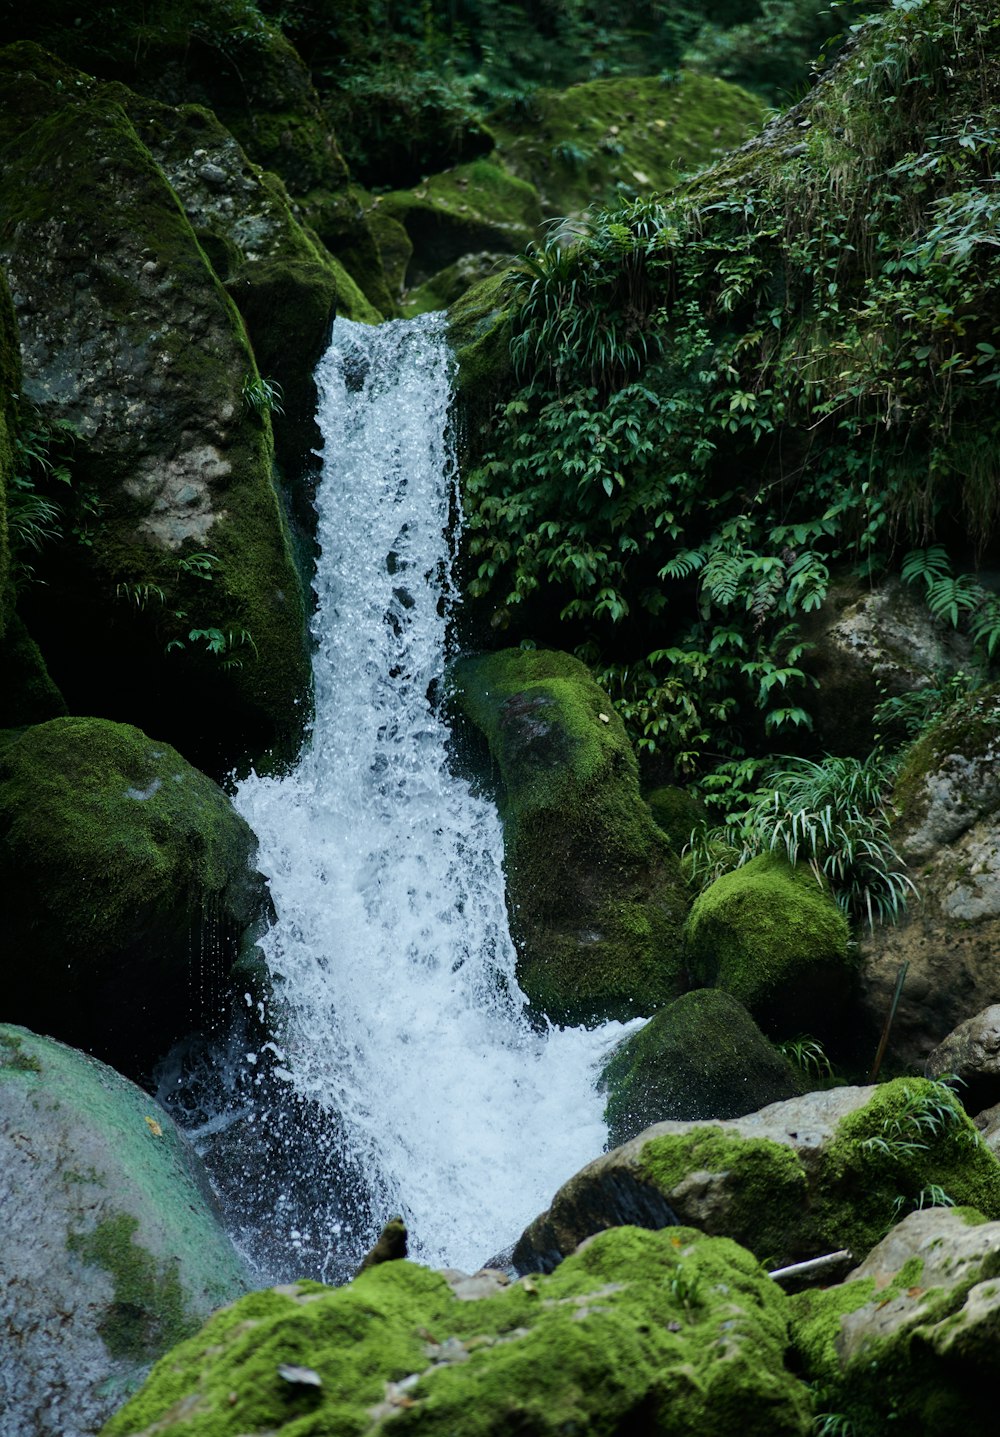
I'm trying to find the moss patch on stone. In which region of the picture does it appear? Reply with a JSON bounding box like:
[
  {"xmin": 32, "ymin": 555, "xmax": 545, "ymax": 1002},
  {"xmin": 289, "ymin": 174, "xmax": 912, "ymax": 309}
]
[
  {"xmin": 68, "ymin": 1213, "xmax": 193, "ymax": 1361},
  {"xmin": 489, "ymin": 70, "xmax": 765, "ymax": 220},
  {"xmin": 102, "ymin": 1225, "xmax": 812, "ymax": 1437},
  {"xmin": 453, "ymin": 647, "xmax": 688, "ymax": 1024},
  {"xmin": 684, "ymin": 853, "xmax": 851, "ymax": 1040}
]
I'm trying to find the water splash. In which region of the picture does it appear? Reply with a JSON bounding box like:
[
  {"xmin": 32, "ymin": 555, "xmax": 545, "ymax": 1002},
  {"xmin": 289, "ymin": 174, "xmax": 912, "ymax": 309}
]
[{"xmin": 235, "ymin": 314, "xmax": 635, "ymax": 1275}]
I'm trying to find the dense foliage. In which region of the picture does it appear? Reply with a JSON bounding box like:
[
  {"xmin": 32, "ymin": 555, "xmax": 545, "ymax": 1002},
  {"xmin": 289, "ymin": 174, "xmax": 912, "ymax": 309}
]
[{"xmin": 465, "ymin": 0, "xmax": 1000, "ymax": 781}]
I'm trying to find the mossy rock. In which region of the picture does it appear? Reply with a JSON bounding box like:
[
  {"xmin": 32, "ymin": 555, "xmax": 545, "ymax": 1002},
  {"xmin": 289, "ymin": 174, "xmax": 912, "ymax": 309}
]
[
  {"xmin": 514, "ymin": 1079, "xmax": 1000, "ymax": 1277},
  {"xmin": 0, "ymin": 43, "xmax": 311, "ymax": 771},
  {"xmin": 374, "ymin": 157, "xmax": 542, "ymax": 291},
  {"xmin": 102, "ymin": 1225, "xmax": 813, "ymax": 1437},
  {"xmin": 452, "ymin": 648, "xmax": 688, "ymax": 1025},
  {"xmin": 404, "ymin": 251, "xmax": 509, "ymax": 320},
  {"xmin": 684, "ymin": 853, "xmax": 852, "ymax": 1041},
  {"xmin": 599, "ymin": 989, "xmax": 801, "ymax": 1147},
  {"xmin": 645, "ymin": 784, "xmax": 706, "ymax": 852},
  {"xmin": 790, "ymin": 1206, "xmax": 1000, "ymax": 1435},
  {"xmin": 0, "ymin": 1023, "xmax": 248, "ymax": 1437},
  {"xmin": 489, "ymin": 71, "xmax": 765, "ymax": 220},
  {"xmin": 0, "ymin": 716, "xmax": 270, "ymax": 1077},
  {"xmin": 0, "ymin": 611, "xmax": 67, "ymax": 726},
  {"xmin": 448, "ymin": 268, "xmax": 515, "ymax": 449}
]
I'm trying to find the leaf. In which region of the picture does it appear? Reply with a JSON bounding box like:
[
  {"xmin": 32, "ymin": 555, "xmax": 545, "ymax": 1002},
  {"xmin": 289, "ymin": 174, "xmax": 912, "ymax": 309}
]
[{"xmin": 143, "ymin": 1116, "xmax": 163, "ymax": 1137}]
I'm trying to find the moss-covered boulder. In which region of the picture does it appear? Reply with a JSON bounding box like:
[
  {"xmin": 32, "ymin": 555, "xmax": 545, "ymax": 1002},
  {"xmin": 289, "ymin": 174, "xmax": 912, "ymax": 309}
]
[
  {"xmin": 452, "ymin": 648, "xmax": 688, "ymax": 1025},
  {"xmin": 122, "ymin": 92, "xmax": 379, "ymax": 488},
  {"xmin": 645, "ymin": 784, "xmax": 706, "ymax": 853},
  {"xmin": 514, "ymin": 1080, "xmax": 1000, "ymax": 1276},
  {"xmin": 102, "ymin": 1225, "xmax": 813, "ymax": 1437},
  {"xmin": 373, "ymin": 157, "xmax": 542, "ymax": 295},
  {"xmin": 684, "ymin": 854, "xmax": 851, "ymax": 1041},
  {"xmin": 791, "ymin": 1206, "xmax": 1000, "ymax": 1435},
  {"xmin": 489, "ymin": 71, "xmax": 765, "ymax": 221},
  {"xmin": 599, "ymin": 989, "xmax": 800, "ymax": 1148},
  {"xmin": 858, "ymin": 685, "xmax": 1000, "ymax": 1067},
  {"xmin": 448, "ymin": 268, "xmax": 514, "ymax": 447},
  {"xmin": 0, "ymin": 717, "xmax": 270, "ymax": 1076},
  {"xmin": 0, "ymin": 1023, "xmax": 248, "ymax": 1437},
  {"xmin": 0, "ymin": 43, "xmax": 311, "ymax": 772}
]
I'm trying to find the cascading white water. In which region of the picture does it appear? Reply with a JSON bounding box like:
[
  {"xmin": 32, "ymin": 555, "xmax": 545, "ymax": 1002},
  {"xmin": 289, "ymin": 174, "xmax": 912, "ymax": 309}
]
[{"xmin": 236, "ymin": 313, "xmax": 637, "ymax": 1275}]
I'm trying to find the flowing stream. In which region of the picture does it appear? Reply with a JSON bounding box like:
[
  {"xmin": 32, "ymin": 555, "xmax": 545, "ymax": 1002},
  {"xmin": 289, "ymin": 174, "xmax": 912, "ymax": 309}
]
[{"xmin": 234, "ymin": 314, "xmax": 635, "ymax": 1277}]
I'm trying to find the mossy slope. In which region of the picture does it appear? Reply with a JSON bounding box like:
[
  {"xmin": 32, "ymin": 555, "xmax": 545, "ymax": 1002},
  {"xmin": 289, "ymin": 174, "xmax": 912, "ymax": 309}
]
[
  {"xmin": 102, "ymin": 1225, "xmax": 812, "ymax": 1437},
  {"xmin": 453, "ymin": 647, "xmax": 688, "ymax": 1024},
  {"xmin": 1, "ymin": 1023, "xmax": 247, "ymax": 1437},
  {"xmin": 0, "ymin": 716, "xmax": 269, "ymax": 1076}
]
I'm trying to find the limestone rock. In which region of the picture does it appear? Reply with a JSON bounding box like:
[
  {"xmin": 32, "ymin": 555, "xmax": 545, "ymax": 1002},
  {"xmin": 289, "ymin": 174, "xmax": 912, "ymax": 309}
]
[
  {"xmin": 0, "ymin": 43, "xmax": 311, "ymax": 772},
  {"xmin": 0, "ymin": 716, "xmax": 270, "ymax": 1078},
  {"xmin": 925, "ymin": 1005, "xmax": 1000, "ymax": 1114},
  {"xmin": 857, "ymin": 686, "xmax": 1000, "ymax": 1067},
  {"xmin": 684, "ymin": 854, "xmax": 852, "ymax": 1041},
  {"xmin": 800, "ymin": 575, "xmax": 973, "ymax": 755},
  {"xmin": 0, "ymin": 1025, "xmax": 248, "ymax": 1437},
  {"xmin": 791, "ymin": 1207, "xmax": 1000, "ymax": 1433},
  {"xmin": 102, "ymin": 1226, "xmax": 813, "ymax": 1437},
  {"xmin": 451, "ymin": 647, "xmax": 688, "ymax": 1025},
  {"xmin": 599, "ymin": 989, "xmax": 800, "ymax": 1147},
  {"xmin": 513, "ymin": 1080, "xmax": 1000, "ymax": 1276}
]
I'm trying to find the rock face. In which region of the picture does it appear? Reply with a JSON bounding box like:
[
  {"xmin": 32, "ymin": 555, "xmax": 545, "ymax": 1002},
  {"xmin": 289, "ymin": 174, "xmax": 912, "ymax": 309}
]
[
  {"xmin": 858, "ymin": 686, "xmax": 1000, "ymax": 1067},
  {"xmin": 800, "ymin": 575, "xmax": 973, "ymax": 755},
  {"xmin": 0, "ymin": 1024, "xmax": 248, "ymax": 1437},
  {"xmin": 0, "ymin": 43, "xmax": 311, "ymax": 772},
  {"xmin": 0, "ymin": 717, "xmax": 270, "ymax": 1078},
  {"xmin": 599, "ymin": 989, "xmax": 801, "ymax": 1147},
  {"xmin": 684, "ymin": 854, "xmax": 852, "ymax": 1041},
  {"xmin": 925, "ymin": 1005, "xmax": 1000, "ymax": 1114},
  {"xmin": 452, "ymin": 647, "xmax": 688, "ymax": 1025},
  {"xmin": 791, "ymin": 1206, "xmax": 1000, "ymax": 1433},
  {"xmin": 102, "ymin": 1226, "xmax": 812, "ymax": 1437},
  {"xmin": 513, "ymin": 1080, "xmax": 1000, "ymax": 1276}
]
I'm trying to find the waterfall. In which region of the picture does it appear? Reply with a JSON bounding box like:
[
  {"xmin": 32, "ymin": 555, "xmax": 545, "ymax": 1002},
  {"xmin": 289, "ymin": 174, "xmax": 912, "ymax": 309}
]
[{"xmin": 234, "ymin": 314, "xmax": 635, "ymax": 1277}]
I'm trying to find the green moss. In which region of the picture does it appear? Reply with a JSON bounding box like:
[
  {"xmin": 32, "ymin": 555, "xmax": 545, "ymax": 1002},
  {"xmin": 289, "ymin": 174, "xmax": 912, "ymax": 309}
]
[
  {"xmin": 103, "ymin": 1225, "xmax": 812, "ymax": 1437},
  {"xmin": 645, "ymin": 784, "xmax": 707, "ymax": 852},
  {"xmin": 601, "ymin": 989, "xmax": 799, "ymax": 1145},
  {"xmin": 68, "ymin": 1213, "xmax": 194, "ymax": 1360},
  {"xmin": 684, "ymin": 853, "xmax": 851, "ymax": 1040},
  {"xmin": 892, "ymin": 683, "xmax": 1000, "ymax": 823},
  {"xmin": 489, "ymin": 71, "xmax": 765, "ymax": 220},
  {"xmin": 448, "ymin": 268, "xmax": 515, "ymax": 441},
  {"xmin": 376, "ymin": 157, "xmax": 542, "ymax": 291},
  {"xmin": 0, "ymin": 612, "xmax": 67, "ymax": 726},
  {"xmin": 638, "ymin": 1127, "xmax": 811, "ymax": 1266},
  {"xmin": 0, "ymin": 1029, "xmax": 42, "ymax": 1073},
  {"xmin": 453, "ymin": 648, "xmax": 688, "ymax": 1023},
  {"xmin": 0, "ymin": 717, "xmax": 268, "ymax": 1069}
]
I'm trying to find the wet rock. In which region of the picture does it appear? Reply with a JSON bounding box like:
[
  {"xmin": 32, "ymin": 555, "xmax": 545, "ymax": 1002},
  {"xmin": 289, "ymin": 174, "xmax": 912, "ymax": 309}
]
[
  {"xmin": 451, "ymin": 647, "xmax": 688, "ymax": 1025},
  {"xmin": 0, "ymin": 1024, "xmax": 248, "ymax": 1437},
  {"xmin": 599, "ymin": 989, "xmax": 801, "ymax": 1147},
  {"xmin": 0, "ymin": 716, "xmax": 270, "ymax": 1078},
  {"xmin": 513, "ymin": 1081, "xmax": 1000, "ymax": 1277},
  {"xmin": 925, "ymin": 1006, "xmax": 1000, "ymax": 1113}
]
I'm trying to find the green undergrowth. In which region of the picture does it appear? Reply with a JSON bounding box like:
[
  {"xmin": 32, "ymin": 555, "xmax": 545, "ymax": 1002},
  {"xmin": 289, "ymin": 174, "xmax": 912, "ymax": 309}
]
[
  {"xmin": 464, "ymin": 0, "xmax": 1000, "ymax": 780},
  {"xmin": 102, "ymin": 1224, "xmax": 813, "ymax": 1436}
]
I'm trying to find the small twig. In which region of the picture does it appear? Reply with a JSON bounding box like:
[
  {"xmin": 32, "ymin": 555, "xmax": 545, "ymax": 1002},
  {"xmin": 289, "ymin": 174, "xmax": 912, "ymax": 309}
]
[
  {"xmin": 768, "ymin": 1250, "xmax": 853, "ymax": 1284},
  {"xmin": 868, "ymin": 960, "xmax": 909, "ymax": 1083}
]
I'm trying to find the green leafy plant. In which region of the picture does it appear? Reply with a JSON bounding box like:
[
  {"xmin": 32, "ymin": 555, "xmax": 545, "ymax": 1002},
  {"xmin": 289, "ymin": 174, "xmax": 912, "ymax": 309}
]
[
  {"xmin": 685, "ymin": 751, "xmax": 915, "ymax": 925},
  {"xmin": 777, "ymin": 1034, "xmax": 834, "ymax": 1083},
  {"xmin": 859, "ymin": 1079, "xmax": 976, "ymax": 1161},
  {"xmin": 241, "ymin": 374, "xmax": 285, "ymax": 417}
]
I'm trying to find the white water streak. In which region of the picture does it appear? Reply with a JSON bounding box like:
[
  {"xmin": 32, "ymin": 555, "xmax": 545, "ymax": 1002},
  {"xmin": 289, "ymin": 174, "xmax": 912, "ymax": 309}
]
[{"xmin": 236, "ymin": 314, "xmax": 633, "ymax": 1272}]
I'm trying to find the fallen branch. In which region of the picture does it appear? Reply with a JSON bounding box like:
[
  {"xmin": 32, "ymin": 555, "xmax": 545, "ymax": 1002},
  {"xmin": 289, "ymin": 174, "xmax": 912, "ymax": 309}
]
[{"xmin": 768, "ymin": 1250, "xmax": 853, "ymax": 1284}]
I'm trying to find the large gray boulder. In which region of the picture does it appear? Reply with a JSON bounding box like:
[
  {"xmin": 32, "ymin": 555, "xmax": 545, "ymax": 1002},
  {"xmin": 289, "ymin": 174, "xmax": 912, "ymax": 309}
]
[
  {"xmin": 790, "ymin": 1207, "xmax": 1000, "ymax": 1433},
  {"xmin": 0, "ymin": 1025, "xmax": 248, "ymax": 1437},
  {"xmin": 513, "ymin": 1080, "xmax": 1000, "ymax": 1276}
]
